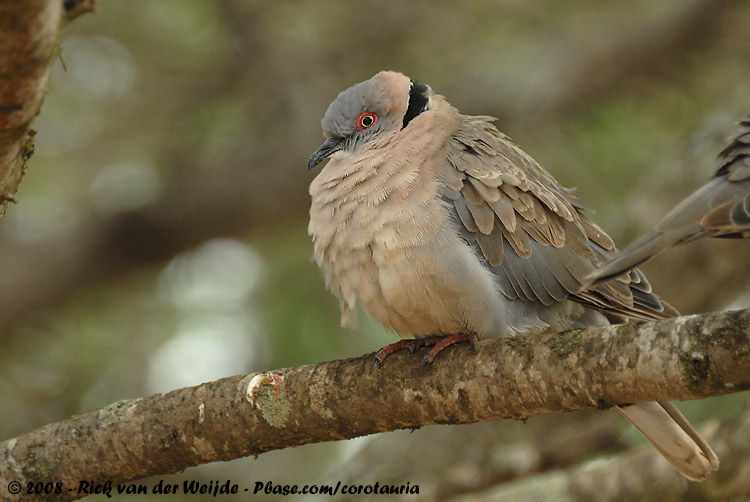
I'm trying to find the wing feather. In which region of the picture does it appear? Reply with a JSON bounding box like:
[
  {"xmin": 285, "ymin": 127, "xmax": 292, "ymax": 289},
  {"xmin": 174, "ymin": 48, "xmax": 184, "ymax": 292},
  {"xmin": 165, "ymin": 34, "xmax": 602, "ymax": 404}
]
[{"xmin": 442, "ymin": 114, "xmax": 673, "ymax": 321}]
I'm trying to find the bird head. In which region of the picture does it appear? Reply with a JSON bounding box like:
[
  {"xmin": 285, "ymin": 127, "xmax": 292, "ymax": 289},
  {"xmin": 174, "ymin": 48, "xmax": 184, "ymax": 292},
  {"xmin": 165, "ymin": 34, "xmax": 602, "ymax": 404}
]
[{"xmin": 308, "ymin": 71, "xmax": 431, "ymax": 170}]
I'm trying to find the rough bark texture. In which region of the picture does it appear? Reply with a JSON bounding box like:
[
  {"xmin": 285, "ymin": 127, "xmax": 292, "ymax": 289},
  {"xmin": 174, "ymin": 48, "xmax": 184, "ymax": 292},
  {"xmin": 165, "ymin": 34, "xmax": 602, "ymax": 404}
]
[
  {"xmin": 0, "ymin": 0, "xmax": 101, "ymax": 217},
  {"xmin": 0, "ymin": 309, "xmax": 748, "ymax": 501},
  {"xmin": 62, "ymin": 0, "xmax": 101, "ymax": 22},
  {"xmin": 0, "ymin": 0, "xmax": 62, "ymax": 215}
]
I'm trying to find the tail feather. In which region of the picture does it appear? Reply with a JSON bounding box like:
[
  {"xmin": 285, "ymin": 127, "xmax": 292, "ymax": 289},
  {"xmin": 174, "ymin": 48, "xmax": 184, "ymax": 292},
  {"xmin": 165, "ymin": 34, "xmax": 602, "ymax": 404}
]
[
  {"xmin": 583, "ymin": 230, "xmax": 684, "ymax": 286},
  {"xmin": 617, "ymin": 401, "xmax": 719, "ymax": 481}
]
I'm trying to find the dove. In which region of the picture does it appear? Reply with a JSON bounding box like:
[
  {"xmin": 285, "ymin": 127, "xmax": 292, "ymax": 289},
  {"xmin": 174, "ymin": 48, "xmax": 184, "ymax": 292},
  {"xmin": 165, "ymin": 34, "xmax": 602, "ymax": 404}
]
[{"xmin": 308, "ymin": 71, "xmax": 719, "ymax": 481}]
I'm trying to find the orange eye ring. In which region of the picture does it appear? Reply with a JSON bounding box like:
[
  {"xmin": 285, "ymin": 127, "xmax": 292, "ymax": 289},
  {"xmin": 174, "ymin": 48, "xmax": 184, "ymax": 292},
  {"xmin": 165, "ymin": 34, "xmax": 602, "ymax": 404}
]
[{"xmin": 356, "ymin": 111, "xmax": 378, "ymax": 131}]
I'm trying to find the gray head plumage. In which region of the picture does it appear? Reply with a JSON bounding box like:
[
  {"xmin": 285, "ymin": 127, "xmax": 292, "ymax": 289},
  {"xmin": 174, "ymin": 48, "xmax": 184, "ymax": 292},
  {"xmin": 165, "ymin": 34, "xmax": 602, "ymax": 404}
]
[{"xmin": 308, "ymin": 71, "xmax": 431, "ymax": 170}]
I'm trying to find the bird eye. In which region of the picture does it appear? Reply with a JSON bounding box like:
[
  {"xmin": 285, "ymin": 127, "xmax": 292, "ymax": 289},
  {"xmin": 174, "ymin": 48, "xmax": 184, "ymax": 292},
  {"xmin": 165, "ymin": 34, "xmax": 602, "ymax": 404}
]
[{"xmin": 356, "ymin": 111, "xmax": 378, "ymax": 131}]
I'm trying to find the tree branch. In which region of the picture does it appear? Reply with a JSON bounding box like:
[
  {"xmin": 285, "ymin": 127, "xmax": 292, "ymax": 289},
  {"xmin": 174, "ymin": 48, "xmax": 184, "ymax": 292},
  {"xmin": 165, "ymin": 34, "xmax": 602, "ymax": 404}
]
[
  {"xmin": 1, "ymin": 309, "xmax": 748, "ymax": 501},
  {"xmin": 0, "ymin": 0, "xmax": 101, "ymax": 217},
  {"xmin": 63, "ymin": 0, "xmax": 103, "ymax": 22},
  {"xmin": 0, "ymin": 0, "xmax": 59, "ymax": 216},
  {"xmin": 456, "ymin": 409, "xmax": 750, "ymax": 502}
]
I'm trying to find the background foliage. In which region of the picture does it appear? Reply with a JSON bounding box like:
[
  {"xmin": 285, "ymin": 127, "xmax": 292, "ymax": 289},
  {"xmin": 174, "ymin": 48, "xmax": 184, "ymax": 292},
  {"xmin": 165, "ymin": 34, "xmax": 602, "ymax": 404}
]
[{"xmin": 1, "ymin": 1, "xmax": 749, "ymax": 500}]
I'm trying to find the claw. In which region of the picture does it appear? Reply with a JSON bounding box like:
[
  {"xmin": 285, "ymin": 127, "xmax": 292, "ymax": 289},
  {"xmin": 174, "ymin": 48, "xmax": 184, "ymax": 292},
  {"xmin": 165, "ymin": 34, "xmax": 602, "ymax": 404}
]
[
  {"xmin": 469, "ymin": 333, "xmax": 479, "ymax": 353},
  {"xmin": 419, "ymin": 355, "xmax": 429, "ymax": 369},
  {"xmin": 373, "ymin": 339, "xmax": 419, "ymax": 368}
]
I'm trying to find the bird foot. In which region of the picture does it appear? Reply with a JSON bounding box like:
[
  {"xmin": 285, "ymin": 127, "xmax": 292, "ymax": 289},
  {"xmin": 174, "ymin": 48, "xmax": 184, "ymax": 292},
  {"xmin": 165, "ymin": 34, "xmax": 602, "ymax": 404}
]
[
  {"xmin": 373, "ymin": 339, "xmax": 422, "ymax": 368},
  {"xmin": 373, "ymin": 333, "xmax": 478, "ymax": 368},
  {"xmin": 420, "ymin": 332, "xmax": 479, "ymax": 368}
]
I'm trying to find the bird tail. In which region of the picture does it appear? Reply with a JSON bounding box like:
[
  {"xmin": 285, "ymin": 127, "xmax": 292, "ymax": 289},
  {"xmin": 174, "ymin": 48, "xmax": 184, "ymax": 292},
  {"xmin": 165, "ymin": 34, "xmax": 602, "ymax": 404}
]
[
  {"xmin": 585, "ymin": 116, "xmax": 750, "ymax": 288},
  {"xmin": 617, "ymin": 401, "xmax": 719, "ymax": 481},
  {"xmin": 582, "ymin": 230, "xmax": 681, "ymax": 287}
]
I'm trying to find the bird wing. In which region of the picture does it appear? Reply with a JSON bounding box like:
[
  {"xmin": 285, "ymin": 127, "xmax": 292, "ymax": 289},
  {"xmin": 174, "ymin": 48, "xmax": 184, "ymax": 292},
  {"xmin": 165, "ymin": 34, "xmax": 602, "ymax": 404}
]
[{"xmin": 440, "ymin": 115, "xmax": 676, "ymax": 322}]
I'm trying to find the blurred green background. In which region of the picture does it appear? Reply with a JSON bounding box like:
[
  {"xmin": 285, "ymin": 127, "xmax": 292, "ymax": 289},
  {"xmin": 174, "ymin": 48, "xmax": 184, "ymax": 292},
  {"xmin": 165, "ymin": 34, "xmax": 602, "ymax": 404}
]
[{"xmin": 1, "ymin": 0, "xmax": 749, "ymax": 500}]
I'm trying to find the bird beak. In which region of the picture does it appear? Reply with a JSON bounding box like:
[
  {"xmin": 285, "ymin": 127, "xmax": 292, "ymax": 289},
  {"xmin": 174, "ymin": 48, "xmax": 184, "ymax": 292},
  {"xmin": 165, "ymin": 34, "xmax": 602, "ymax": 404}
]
[{"xmin": 308, "ymin": 137, "xmax": 345, "ymax": 170}]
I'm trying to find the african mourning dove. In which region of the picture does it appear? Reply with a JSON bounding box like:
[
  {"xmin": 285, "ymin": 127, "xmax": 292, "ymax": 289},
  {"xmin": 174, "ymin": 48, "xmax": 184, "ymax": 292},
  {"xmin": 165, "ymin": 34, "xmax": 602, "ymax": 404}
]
[
  {"xmin": 585, "ymin": 115, "xmax": 750, "ymax": 286},
  {"xmin": 307, "ymin": 71, "xmax": 719, "ymax": 481}
]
